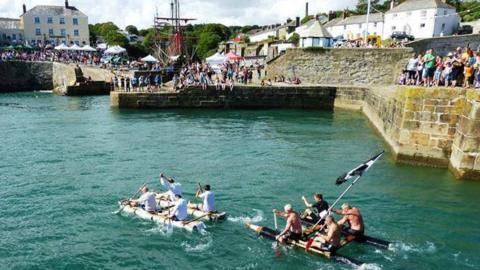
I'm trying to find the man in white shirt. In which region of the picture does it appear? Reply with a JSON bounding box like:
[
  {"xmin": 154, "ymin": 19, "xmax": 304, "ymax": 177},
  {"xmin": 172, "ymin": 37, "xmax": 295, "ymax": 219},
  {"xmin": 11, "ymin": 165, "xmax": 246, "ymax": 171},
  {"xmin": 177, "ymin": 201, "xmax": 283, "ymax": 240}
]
[
  {"xmin": 158, "ymin": 173, "xmax": 182, "ymax": 201},
  {"xmin": 131, "ymin": 186, "xmax": 157, "ymax": 213},
  {"xmin": 161, "ymin": 194, "xmax": 187, "ymax": 221},
  {"xmin": 189, "ymin": 184, "xmax": 216, "ymax": 213}
]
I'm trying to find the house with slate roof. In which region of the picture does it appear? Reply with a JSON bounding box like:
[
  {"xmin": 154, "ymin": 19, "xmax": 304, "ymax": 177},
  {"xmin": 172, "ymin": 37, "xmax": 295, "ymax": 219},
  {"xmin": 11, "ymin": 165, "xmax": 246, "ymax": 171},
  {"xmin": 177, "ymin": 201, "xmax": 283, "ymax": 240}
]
[
  {"xmin": 323, "ymin": 0, "xmax": 459, "ymax": 40},
  {"xmin": 13, "ymin": 0, "xmax": 89, "ymax": 46},
  {"xmin": 384, "ymin": 0, "xmax": 459, "ymax": 39}
]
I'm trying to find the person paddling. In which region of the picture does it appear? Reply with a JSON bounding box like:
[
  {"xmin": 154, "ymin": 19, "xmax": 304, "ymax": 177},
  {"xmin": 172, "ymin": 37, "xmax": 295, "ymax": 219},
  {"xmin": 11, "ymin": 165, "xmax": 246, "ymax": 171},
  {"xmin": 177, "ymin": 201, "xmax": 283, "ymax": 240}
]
[
  {"xmin": 273, "ymin": 204, "xmax": 303, "ymax": 243},
  {"xmin": 160, "ymin": 194, "xmax": 188, "ymax": 221},
  {"xmin": 333, "ymin": 203, "xmax": 364, "ymax": 237},
  {"xmin": 188, "ymin": 184, "xmax": 216, "ymax": 213},
  {"xmin": 310, "ymin": 215, "xmax": 341, "ymax": 252},
  {"xmin": 158, "ymin": 173, "xmax": 182, "ymax": 201},
  {"xmin": 129, "ymin": 186, "xmax": 157, "ymax": 214},
  {"xmin": 301, "ymin": 193, "xmax": 329, "ymax": 223}
]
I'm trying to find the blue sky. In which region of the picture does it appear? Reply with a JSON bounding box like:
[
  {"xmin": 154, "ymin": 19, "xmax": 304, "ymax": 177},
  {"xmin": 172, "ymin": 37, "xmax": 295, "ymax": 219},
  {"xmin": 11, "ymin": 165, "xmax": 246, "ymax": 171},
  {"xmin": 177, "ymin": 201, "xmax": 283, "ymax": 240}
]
[{"xmin": 4, "ymin": 0, "xmax": 357, "ymax": 29}]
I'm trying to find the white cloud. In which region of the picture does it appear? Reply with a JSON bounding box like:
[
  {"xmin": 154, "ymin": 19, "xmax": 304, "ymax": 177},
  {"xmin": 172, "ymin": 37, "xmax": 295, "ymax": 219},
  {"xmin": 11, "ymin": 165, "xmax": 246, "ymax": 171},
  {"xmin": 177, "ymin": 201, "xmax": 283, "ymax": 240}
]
[{"xmin": 2, "ymin": 0, "xmax": 357, "ymax": 29}]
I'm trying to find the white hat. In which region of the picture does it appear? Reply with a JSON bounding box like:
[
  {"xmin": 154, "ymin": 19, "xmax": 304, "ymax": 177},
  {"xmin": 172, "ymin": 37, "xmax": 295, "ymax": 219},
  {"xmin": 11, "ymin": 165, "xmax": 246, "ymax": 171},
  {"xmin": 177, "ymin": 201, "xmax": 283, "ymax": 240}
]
[{"xmin": 284, "ymin": 204, "xmax": 292, "ymax": 212}]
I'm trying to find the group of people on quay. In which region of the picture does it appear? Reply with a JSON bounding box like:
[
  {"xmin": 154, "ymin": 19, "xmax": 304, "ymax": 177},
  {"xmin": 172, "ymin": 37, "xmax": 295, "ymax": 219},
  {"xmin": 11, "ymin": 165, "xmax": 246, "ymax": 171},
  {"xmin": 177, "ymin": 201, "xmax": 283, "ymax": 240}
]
[
  {"xmin": 126, "ymin": 173, "xmax": 215, "ymax": 221},
  {"xmin": 111, "ymin": 73, "xmax": 164, "ymax": 93},
  {"xmin": 273, "ymin": 192, "xmax": 364, "ymax": 252},
  {"xmin": 399, "ymin": 46, "xmax": 480, "ymax": 89},
  {"xmin": 0, "ymin": 48, "xmax": 103, "ymax": 66}
]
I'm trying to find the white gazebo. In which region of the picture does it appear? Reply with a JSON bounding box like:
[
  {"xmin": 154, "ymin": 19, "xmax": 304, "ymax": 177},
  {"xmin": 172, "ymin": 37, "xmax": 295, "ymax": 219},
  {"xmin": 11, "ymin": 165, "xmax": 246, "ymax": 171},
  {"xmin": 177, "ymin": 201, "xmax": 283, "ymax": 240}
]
[
  {"xmin": 105, "ymin": 45, "xmax": 126, "ymax": 54},
  {"xmin": 299, "ymin": 20, "xmax": 332, "ymax": 48},
  {"xmin": 54, "ymin": 43, "xmax": 70, "ymax": 51},
  {"xmin": 81, "ymin": 45, "xmax": 97, "ymax": 52},
  {"xmin": 141, "ymin": 55, "xmax": 159, "ymax": 63},
  {"xmin": 69, "ymin": 44, "xmax": 82, "ymax": 51}
]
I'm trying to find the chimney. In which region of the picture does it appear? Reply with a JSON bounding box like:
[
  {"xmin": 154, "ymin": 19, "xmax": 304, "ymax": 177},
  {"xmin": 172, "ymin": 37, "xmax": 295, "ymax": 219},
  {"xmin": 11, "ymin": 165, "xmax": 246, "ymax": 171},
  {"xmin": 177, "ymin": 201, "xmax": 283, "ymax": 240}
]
[
  {"xmin": 306, "ymin": 2, "xmax": 309, "ymax": 17},
  {"xmin": 328, "ymin": 11, "xmax": 336, "ymax": 21},
  {"xmin": 65, "ymin": 0, "xmax": 69, "ymax": 8},
  {"xmin": 22, "ymin": 3, "xmax": 26, "ymax": 14},
  {"xmin": 296, "ymin": 16, "xmax": 300, "ymax": 27},
  {"xmin": 390, "ymin": 0, "xmax": 395, "ymax": 10}
]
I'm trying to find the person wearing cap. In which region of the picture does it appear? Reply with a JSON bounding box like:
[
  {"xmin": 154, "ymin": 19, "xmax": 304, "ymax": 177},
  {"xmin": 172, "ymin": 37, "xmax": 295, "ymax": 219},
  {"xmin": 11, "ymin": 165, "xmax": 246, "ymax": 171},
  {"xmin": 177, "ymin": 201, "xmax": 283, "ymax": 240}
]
[
  {"xmin": 130, "ymin": 186, "xmax": 157, "ymax": 214},
  {"xmin": 273, "ymin": 204, "xmax": 303, "ymax": 243},
  {"xmin": 158, "ymin": 173, "xmax": 183, "ymax": 201},
  {"xmin": 311, "ymin": 215, "xmax": 341, "ymax": 252},
  {"xmin": 332, "ymin": 203, "xmax": 364, "ymax": 237},
  {"xmin": 189, "ymin": 184, "xmax": 216, "ymax": 213},
  {"xmin": 161, "ymin": 194, "xmax": 187, "ymax": 221},
  {"xmin": 301, "ymin": 193, "xmax": 329, "ymax": 223}
]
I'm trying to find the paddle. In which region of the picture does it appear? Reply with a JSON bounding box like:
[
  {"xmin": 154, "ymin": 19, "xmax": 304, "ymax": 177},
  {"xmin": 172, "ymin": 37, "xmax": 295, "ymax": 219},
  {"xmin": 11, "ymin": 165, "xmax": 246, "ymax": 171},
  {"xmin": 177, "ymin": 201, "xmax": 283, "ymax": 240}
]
[
  {"xmin": 115, "ymin": 182, "xmax": 147, "ymax": 214},
  {"xmin": 182, "ymin": 213, "xmax": 210, "ymax": 225}
]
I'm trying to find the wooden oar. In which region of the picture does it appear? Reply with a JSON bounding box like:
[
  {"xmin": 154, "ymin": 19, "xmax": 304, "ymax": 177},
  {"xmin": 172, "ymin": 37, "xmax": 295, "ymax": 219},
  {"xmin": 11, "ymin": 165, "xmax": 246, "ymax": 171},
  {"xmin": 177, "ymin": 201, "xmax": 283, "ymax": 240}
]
[
  {"xmin": 183, "ymin": 213, "xmax": 210, "ymax": 225},
  {"xmin": 115, "ymin": 182, "xmax": 146, "ymax": 214}
]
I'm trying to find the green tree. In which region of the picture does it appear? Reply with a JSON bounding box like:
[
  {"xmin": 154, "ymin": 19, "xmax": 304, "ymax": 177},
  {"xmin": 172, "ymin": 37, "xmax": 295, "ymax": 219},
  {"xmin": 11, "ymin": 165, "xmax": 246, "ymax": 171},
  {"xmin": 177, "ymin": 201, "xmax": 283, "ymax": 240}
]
[
  {"xmin": 125, "ymin": 25, "xmax": 139, "ymax": 35},
  {"xmin": 105, "ymin": 31, "xmax": 128, "ymax": 47},
  {"xmin": 196, "ymin": 32, "xmax": 221, "ymax": 59},
  {"xmin": 288, "ymin": 33, "xmax": 300, "ymax": 46},
  {"xmin": 301, "ymin": 15, "xmax": 314, "ymax": 25},
  {"xmin": 355, "ymin": 0, "xmax": 381, "ymax": 14}
]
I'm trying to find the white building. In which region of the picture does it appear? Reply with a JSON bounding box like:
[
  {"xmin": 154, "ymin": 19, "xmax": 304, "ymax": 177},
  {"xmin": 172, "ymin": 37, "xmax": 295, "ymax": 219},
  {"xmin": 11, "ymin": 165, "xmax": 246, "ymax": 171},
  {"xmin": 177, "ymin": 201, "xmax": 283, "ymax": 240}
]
[
  {"xmin": 299, "ymin": 20, "xmax": 332, "ymax": 48},
  {"xmin": 326, "ymin": 13, "xmax": 384, "ymax": 39},
  {"xmin": 20, "ymin": 1, "xmax": 89, "ymax": 46},
  {"xmin": 0, "ymin": 18, "xmax": 24, "ymax": 45},
  {"xmin": 384, "ymin": 0, "xmax": 459, "ymax": 38},
  {"xmin": 248, "ymin": 27, "xmax": 278, "ymax": 43}
]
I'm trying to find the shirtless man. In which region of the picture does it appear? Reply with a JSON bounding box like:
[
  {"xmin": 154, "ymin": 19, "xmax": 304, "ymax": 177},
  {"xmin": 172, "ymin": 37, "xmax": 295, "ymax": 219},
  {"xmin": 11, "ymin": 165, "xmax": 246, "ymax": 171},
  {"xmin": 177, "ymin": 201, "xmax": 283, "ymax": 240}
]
[
  {"xmin": 273, "ymin": 204, "xmax": 303, "ymax": 243},
  {"xmin": 333, "ymin": 203, "xmax": 364, "ymax": 237},
  {"xmin": 311, "ymin": 215, "xmax": 341, "ymax": 252}
]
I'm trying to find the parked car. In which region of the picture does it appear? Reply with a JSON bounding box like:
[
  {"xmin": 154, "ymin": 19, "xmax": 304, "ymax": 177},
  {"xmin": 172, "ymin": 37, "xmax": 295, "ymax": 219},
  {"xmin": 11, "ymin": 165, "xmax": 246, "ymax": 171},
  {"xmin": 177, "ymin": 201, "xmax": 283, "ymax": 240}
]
[
  {"xmin": 391, "ymin": 31, "xmax": 415, "ymax": 41},
  {"xmin": 458, "ymin": 25, "xmax": 473, "ymax": 35}
]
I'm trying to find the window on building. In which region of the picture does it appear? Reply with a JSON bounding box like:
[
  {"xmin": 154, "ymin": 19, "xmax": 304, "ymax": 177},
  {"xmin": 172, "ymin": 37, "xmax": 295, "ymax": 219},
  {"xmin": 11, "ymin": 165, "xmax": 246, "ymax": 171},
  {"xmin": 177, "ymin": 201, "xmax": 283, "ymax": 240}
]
[
  {"xmin": 343, "ymin": 25, "xmax": 347, "ymax": 30},
  {"xmin": 19, "ymin": 34, "xmax": 23, "ymax": 40},
  {"xmin": 392, "ymin": 26, "xmax": 397, "ymax": 31},
  {"xmin": 31, "ymin": 40, "xmax": 36, "ymax": 45},
  {"xmin": 441, "ymin": 23, "xmax": 446, "ymax": 31},
  {"xmin": 73, "ymin": 18, "xmax": 78, "ymax": 25},
  {"xmin": 60, "ymin": 29, "xmax": 66, "ymax": 37},
  {"xmin": 12, "ymin": 34, "xmax": 16, "ymax": 40},
  {"xmin": 374, "ymin": 22, "xmax": 377, "ymax": 27},
  {"xmin": 35, "ymin": 28, "xmax": 41, "ymax": 36},
  {"xmin": 49, "ymin": 29, "xmax": 54, "ymax": 36},
  {"xmin": 34, "ymin": 17, "xmax": 40, "ymax": 24},
  {"xmin": 48, "ymin": 17, "xmax": 53, "ymax": 24},
  {"xmin": 421, "ymin": 10, "xmax": 427, "ymax": 17},
  {"xmin": 359, "ymin": 23, "xmax": 362, "ymax": 28},
  {"xmin": 74, "ymin": 30, "xmax": 79, "ymax": 36},
  {"xmin": 420, "ymin": 23, "xmax": 426, "ymax": 28},
  {"xmin": 2, "ymin": 34, "xmax": 7, "ymax": 40},
  {"xmin": 393, "ymin": 14, "xmax": 398, "ymax": 17},
  {"xmin": 74, "ymin": 41, "xmax": 80, "ymax": 45},
  {"xmin": 312, "ymin": 37, "xmax": 320, "ymax": 46},
  {"xmin": 444, "ymin": 10, "xmax": 447, "ymax": 16},
  {"xmin": 407, "ymin": 12, "xmax": 412, "ymax": 16},
  {"xmin": 60, "ymin": 17, "xmax": 65, "ymax": 24}
]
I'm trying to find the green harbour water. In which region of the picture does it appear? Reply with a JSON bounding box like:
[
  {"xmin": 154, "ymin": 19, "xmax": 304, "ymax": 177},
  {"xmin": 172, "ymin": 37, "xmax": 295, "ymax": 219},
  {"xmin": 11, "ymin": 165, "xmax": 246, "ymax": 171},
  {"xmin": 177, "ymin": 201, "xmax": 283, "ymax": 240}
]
[{"xmin": 1, "ymin": 92, "xmax": 480, "ymax": 270}]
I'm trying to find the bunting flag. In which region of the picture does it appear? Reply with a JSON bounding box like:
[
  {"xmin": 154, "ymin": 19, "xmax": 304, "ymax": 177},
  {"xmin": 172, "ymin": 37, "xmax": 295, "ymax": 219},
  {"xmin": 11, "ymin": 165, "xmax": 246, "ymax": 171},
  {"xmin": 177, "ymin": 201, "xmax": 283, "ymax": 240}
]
[{"xmin": 335, "ymin": 151, "xmax": 384, "ymax": 186}]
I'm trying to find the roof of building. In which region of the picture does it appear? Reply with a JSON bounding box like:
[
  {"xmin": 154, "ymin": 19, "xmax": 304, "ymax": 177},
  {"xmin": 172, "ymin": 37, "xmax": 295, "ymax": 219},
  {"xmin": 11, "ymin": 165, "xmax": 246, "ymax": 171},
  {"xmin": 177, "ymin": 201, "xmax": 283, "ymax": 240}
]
[
  {"xmin": 324, "ymin": 17, "xmax": 343, "ymax": 28},
  {"xmin": 332, "ymin": 13, "xmax": 384, "ymax": 26},
  {"xmin": 0, "ymin": 17, "xmax": 22, "ymax": 29},
  {"xmin": 302, "ymin": 20, "xmax": 332, "ymax": 38},
  {"xmin": 21, "ymin": 5, "xmax": 87, "ymax": 17},
  {"xmin": 387, "ymin": 0, "xmax": 455, "ymax": 13}
]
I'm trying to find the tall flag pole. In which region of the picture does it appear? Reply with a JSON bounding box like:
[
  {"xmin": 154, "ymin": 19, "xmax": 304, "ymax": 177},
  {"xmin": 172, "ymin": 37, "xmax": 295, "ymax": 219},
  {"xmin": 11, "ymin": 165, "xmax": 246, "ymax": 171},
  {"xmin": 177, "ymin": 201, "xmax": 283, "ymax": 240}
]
[{"xmin": 308, "ymin": 151, "xmax": 385, "ymax": 230}]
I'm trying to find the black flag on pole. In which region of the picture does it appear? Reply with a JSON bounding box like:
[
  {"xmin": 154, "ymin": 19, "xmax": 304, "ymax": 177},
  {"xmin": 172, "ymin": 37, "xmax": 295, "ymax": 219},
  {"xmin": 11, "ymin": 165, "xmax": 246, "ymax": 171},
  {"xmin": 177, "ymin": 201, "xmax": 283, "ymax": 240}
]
[{"xmin": 335, "ymin": 151, "xmax": 384, "ymax": 185}]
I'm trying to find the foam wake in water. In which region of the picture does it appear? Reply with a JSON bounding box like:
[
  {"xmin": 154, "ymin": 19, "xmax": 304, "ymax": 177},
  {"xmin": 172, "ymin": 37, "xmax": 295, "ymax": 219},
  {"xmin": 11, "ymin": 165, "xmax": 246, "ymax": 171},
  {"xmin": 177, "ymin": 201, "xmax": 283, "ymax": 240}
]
[
  {"xmin": 228, "ymin": 209, "xmax": 264, "ymax": 224},
  {"xmin": 358, "ymin": 263, "xmax": 382, "ymax": 270},
  {"xmin": 181, "ymin": 237, "xmax": 213, "ymax": 252},
  {"xmin": 389, "ymin": 241, "xmax": 436, "ymax": 254},
  {"xmin": 144, "ymin": 223, "xmax": 174, "ymax": 236}
]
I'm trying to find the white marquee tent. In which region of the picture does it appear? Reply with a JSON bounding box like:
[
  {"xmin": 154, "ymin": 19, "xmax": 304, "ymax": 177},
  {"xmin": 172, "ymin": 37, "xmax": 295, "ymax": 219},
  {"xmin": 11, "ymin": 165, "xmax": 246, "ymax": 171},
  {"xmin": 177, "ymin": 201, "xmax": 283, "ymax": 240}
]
[{"xmin": 141, "ymin": 55, "xmax": 159, "ymax": 63}]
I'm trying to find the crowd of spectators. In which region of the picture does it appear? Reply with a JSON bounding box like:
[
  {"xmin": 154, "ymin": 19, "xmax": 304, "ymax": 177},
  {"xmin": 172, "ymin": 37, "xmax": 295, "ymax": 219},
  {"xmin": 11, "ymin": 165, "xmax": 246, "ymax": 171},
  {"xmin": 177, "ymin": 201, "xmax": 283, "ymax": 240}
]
[
  {"xmin": 0, "ymin": 49, "xmax": 103, "ymax": 66},
  {"xmin": 399, "ymin": 47, "xmax": 480, "ymax": 88}
]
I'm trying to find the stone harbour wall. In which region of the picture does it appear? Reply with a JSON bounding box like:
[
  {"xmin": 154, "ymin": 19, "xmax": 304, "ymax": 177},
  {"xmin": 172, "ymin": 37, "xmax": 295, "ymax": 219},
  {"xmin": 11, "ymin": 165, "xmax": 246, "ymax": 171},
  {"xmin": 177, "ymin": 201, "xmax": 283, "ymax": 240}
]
[
  {"xmin": 363, "ymin": 86, "xmax": 464, "ymax": 168},
  {"xmin": 407, "ymin": 34, "xmax": 480, "ymax": 56},
  {"xmin": 0, "ymin": 61, "xmax": 53, "ymax": 92},
  {"xmin": 266, "ymin": 48, "xmax": 412, "ymax": 86},
  {"xmin": 111, "ymin": 85, "xmax": 366, "ymax": 110},
  {"xmin": 52, "ymin": 62, "xmax": 114, "ymax": 95}
]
